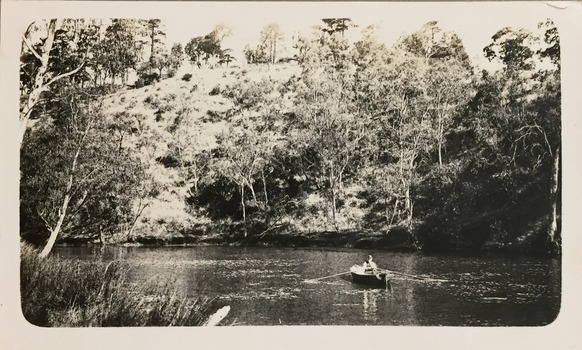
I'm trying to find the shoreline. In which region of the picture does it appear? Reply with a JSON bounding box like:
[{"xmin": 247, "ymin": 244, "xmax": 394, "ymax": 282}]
[{"xmin": 51, "ymin": 230, "xmax": 558, "ymax": 257}]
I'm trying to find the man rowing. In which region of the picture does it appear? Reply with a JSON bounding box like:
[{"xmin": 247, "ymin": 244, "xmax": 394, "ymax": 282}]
[{"xmin": 363, "ymin": 255, "xmax": 378, "ymax": 272}]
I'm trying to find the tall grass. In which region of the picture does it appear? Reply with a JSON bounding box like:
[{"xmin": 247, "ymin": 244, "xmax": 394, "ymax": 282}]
[{"xmin": 20, "ymin": 243, "xmax": 219, "ymax": 327}]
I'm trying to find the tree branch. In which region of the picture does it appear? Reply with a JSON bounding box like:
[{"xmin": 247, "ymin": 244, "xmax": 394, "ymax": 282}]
[
  {"xmin": 21, "ymin": 35, "xmax": 43, "ymax": 61},
  {"xmin": 45, "ymin": 61, "xmax": 86, "ymax": 88}
]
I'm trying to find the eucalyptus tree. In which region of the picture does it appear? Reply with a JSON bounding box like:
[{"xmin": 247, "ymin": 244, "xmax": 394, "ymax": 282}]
[
  {"xmin": 185, "ymin": 24, "xmax": 232, "ymax": 67},
  {"xmin": 212, "ymin": 125, "xmax": 281, "ymax": 237},
  {"xmin": 20, "ymin": 89, "xmax": 146, "ymax": 256},
  {"xmin": 259, "ymin": 23, "xmax": 284, "ymax": 64},
  {"xmin": 99, "ymin": 19, "xmax": 142, "ymax": 86},
  {"xmin": 140, "ymin": 19, "xmax": 166, "ymax": 64},
  {"xmin": 151, "ymin": 46, "xmax": 171, "ymax": 77},
  {"xmin": 395, "ymin": 21, "xmax": 473, "ymax": 166},
  {"xmin": 214, "ymin": 77, "xmax": 288, "ymax": 235},
  {"xmin": 291, "ymin": 24, "xmax": 371, "ymax": 231},
  {"xmin": 481, "ymin": 20, "xmax": 561, "ymax": 249},
  {"xmin": 19, "ymin": 19, "xmax": 96, "ymax": 146},
  {"xmin": 169, "ymin": 42, "xmax": 184, "ymax": 71}
]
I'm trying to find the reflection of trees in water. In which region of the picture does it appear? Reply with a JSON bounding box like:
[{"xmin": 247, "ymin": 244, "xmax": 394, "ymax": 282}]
[{"xmin": 399, "ymin": 254, "xmax": 418, "ymax": 325}]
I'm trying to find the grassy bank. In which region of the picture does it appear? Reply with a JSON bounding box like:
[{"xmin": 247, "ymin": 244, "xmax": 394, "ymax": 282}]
[{"xmin": 20, "ymin": 243, "xmax": 222, "ymax": 327}]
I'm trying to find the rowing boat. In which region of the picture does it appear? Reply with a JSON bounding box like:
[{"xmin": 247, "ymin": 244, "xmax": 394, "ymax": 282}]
[{"xmin": 349, "ymin": 265, "xmax": 389, "ymax": 288}]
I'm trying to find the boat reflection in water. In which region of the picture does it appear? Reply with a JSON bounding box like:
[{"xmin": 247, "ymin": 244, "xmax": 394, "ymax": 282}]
[{"xmin": 363, "ymin": 289, "xmax": 380, "ymax": 322}]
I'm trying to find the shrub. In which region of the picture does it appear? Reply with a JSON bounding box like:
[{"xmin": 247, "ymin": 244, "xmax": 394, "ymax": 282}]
[
  {"xmin": 135, "ymin": 78, "xmax": 145, "ymax": 89},
  {"xmin": 209, "ymin": 85, "xmax": 221, "ymax": 96},
  {"xmin": 182, "ymin": 73, "xmax": 193, "ymax": 82},
  {"xmin": 139, "ymin": 72, "xmax": 160, "ymax": 87},
  {"xmin": 191, "ymin": 84, "xmax": 198, "ymax": 93},
  {"xmin": 167, "ymin": 68, "xmax": 177, "ymax": 78},
  {"xmin": 20, "ymin": 243, "xmax": 221, "ymax": 327}
]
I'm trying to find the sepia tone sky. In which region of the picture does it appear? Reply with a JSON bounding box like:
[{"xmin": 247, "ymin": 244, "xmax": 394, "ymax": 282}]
[{"xmin": 159, "ymin": 1, "xmax": 562, "ymax": 70}]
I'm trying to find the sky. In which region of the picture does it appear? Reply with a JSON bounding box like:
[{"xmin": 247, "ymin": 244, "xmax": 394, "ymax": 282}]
[{"xmin": 156, "ymin": 1, "xmax": 562, "ymax": 69}]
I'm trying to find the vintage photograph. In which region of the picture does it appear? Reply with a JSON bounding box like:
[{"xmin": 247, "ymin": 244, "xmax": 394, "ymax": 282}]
[{"xmin": 3, "ymin": 1, "xmax": 580, "ymax": 347}]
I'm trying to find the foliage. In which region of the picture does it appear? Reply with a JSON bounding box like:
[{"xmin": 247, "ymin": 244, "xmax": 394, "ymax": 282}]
[
  {"xmin": 185, "ymin": 24, "xmax": 232, "ymax": 67},
  {"xmin": 19, "ymin": 17, "xmax": 561, "ymax": 255},
  {"xmin": 20, "ymin": 87, "xmax": 147, "ymax": 250},
  {"xmin": 20, "ymin": 243, "xmax": 220, "ymax": 326},
  {"xmin": 182, "ymin": 73, "xmax": 192, "ymax": 82}
]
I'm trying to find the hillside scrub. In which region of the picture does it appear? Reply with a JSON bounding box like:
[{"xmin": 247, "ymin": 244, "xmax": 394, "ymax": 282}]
[
  {"xmin": 19, "ymin": 18, "xmax": 561, "ymax": 256},
  {"xmin": 20, "ymin": 243, "xmax": 221, "ymax": 326}
]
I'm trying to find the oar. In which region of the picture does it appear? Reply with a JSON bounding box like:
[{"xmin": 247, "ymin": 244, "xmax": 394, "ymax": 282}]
[
  {"xmin": 380, "ymin": 269, "xmax": 446, "ymax": 282},
  {"xmin": 304, "ymin": 271, "xmax": 352, "ymax": 283},
  {"xmin": 381, "ymin": 269, "xmax": 424, "ymax": 280}
]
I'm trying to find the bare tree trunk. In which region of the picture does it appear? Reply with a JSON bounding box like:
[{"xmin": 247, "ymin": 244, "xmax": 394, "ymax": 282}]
[
  {"xmin": 20, "ymin": 19, "xmax": 61, "ymax": 145},
  {"xmin": 20, "ymin": 19, "xmax": 86, "ymax": 146},
  {"xmin": 390, "ymin": 198, "xmax": 399, "ymax": 227},
  {"xmin": 438, "ymin": 140, "xmax": 443, "ymax": 166},
  {"xmin": 241, "ymin": 186, "xmax": 247, "ymax": 237},
  {"xmin": 127, "ymin": 199, "xmax": 150, "ymax": 238},
  {"xmin": 247, "ymin": 179, "xmax": 257, "ymax": 204},
  {"xmin": 39, "ymin": 195, "xmax": 71, "ymax": 258},
  {"xmin": 548, "ymin": 146, "xmax": 560, "ymax": 246},
  {"xmin": 405, "ymin": 185, "xmax": 412, "ymax": 224},
  {"xmin": 38, "ymin": 113, "xmax": 93, "ymax": 258},
  {"xmin": 329, "ymin": 163, "xmax": 338, "ymax": 231},
  {"xmin": 262, "ymin": 171, "xmax": 268, "ymax": 207},
  {"xmin": 39, "ymin": 138, "xmax": 85, "ymax": 258},
  {"xmin": 437, "ymin": 112, "xmax": 444, "ymax": 166}
]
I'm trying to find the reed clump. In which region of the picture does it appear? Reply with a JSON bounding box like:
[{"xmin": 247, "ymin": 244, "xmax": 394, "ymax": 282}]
[{"xmin": 20, "ymin": 243, "xmax": 218, "ymax": 327}]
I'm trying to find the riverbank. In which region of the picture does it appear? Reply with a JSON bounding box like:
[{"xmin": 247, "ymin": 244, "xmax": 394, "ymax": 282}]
[
  {"xmin": 20, "ymin": 243, "xmax": 225, "ymax": 327},
  {"xmin": 54, "ymin": 227, "xmax": 416, "ymax": 250},
  {"xmin": 53, "ymin": 226, "xmax": 556, "ymax": 257}
]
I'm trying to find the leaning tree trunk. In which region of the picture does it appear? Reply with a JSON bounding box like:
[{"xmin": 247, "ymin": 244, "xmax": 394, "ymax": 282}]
[
  {"xmin": 38, "ymin": 114, "xmax": 92, "ymax": 258},
  {"xmin": 38, "ymin": 144, "xmax": 83, "ymax": 258}
]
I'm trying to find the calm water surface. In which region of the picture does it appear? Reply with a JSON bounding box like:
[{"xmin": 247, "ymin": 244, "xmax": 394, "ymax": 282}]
[{"xmin": 54, "ymin": 246, "xmax": 560, "ymax": 326}]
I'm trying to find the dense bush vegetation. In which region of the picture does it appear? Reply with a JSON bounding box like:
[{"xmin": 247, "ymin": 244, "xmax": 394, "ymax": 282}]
[{"xmin": 19, "ymin": 18, "xmax": 561, "ymax": 257}]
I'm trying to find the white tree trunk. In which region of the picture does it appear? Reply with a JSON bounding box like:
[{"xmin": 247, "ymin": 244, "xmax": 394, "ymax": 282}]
[
  {"xmin": 548, "ymin": 146, "xmax": 560, "ymax": 245},
  {"xmin": 39, "ymin": 195, "xmax": 71, "ymax": 258},
  {"xmin": 241, "ymin": 186, "xmax": 247, "ymax": 237},
  {"xmin": 38, "ymin": 115, "xmax": 90, "ymax": 257},
  {"xmin": 20, "ymin": 19, "xmax": 86, "ymax": 147}
]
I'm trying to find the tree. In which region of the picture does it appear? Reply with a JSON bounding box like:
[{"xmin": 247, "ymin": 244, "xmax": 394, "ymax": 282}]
[
  {"xmin": 167, "ymin": 107, "xmax": 210, "ymax": 197},
  {"xmin": 291, "ymin": 28, "xmax": 371, "ymax": 230},
  {"xmin": 415, "ymin": 20, "xmax": 561, "ymax": 253},
  {"xmin": 259, "ymin": 23, "xmax": 284, "ymax": 64},
  {"xmin": 185, "ymin": 25, "xmax": 231, "ymax": 68},
  {"xmin": 397, "ymin": 21, "xmax": 470, "ymax": 65},
  {"xmin": 243, "ymin": 43, "xmax": 269, "ymax": 64},
  {"xmin": 358, "ymin": 22, "xmax": 473, "ymax": 238},
  {"xmin": 218, "ymin": 48, "xmax": 236, "ymax": 68},
  {"xmin": 151, "ymin": 47, "xmax": 171, "ymax": 77},
  {"xmin": 99, "ymin": 19, "xmax": 142, "ymax": 86},
  {"xmin": 213, "ymin": 126, "xmax": 279, "ymax": 237},
  {"xmin": 321, "ymin": 18, "xmax": 356, "ymax": 36},
  {"xmin": 395, "ymin": 22, "xmax": 473, "ymax": 166},
  {"xmin": 19, "ymin": 19, "xmax": 90, "ymax": 146},
  {"xmin": 169, "ymin": 42, "xmax": 184, "ymax": 70},
  {"xmin": 141, "ymin": 19, "xmax": 166, "ymax": 64},
  {"xmin": 20, "ymin": 89, "xmax": 146, "ymax": 256}
]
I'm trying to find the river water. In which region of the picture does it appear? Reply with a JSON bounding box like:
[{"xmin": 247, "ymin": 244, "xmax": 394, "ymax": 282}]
[{"xmin": 54, "ymin": 246, "xmax": 560, "ymax": 326}]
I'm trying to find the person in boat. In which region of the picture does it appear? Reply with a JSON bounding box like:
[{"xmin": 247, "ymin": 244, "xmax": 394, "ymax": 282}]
[{"xmin": 363, "ymin": 255, "xmax": 378, "ymax": 272}]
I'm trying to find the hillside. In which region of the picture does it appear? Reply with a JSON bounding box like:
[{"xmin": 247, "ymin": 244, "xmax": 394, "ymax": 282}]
[
  {"xmin": 99, "ymin": 64, "xmax": 303, "ymax": 244},
  {"xmin": 19, "ymin": 18, "xmax": 560, "ymax": 256}
]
